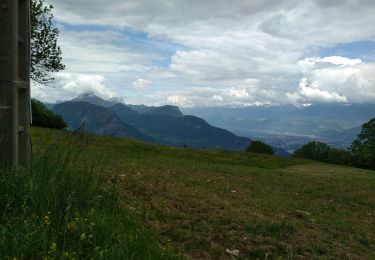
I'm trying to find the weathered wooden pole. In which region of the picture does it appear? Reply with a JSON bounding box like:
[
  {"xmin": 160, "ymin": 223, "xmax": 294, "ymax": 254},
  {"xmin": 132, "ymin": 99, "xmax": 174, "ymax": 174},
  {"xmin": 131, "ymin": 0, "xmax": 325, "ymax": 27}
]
[{"xmin": 0, "ymin": 0, "xmax": 31, "ymax": 168}]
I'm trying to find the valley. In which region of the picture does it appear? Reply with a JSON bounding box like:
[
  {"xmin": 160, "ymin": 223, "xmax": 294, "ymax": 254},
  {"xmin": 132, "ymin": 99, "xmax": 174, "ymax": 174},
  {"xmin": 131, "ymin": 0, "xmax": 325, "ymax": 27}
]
[{"xmin": 182, "ymin": 104, "xmax": 375, "ymax": 152}]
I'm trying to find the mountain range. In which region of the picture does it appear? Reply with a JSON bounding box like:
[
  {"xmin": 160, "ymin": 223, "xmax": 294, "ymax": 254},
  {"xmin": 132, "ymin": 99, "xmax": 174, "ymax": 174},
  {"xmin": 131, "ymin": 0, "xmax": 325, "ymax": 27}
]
[
  {"xmin": 48, "ymin": 91, "xmax": 375, "ymax": 154},
  {"xmin": 53, "ymin": 101, "xmax": 153, "ymax": 142},
  {"xmin": 51, "ymin": 91, "xmax": 262, "ymax": 153}
]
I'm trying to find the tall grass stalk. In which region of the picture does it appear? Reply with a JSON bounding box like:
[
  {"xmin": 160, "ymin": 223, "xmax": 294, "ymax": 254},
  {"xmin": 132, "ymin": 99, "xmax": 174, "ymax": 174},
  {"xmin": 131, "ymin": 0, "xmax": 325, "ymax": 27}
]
[{"xmin": 0, "ymin": 132, "xmax": 179, "ymax": 259}]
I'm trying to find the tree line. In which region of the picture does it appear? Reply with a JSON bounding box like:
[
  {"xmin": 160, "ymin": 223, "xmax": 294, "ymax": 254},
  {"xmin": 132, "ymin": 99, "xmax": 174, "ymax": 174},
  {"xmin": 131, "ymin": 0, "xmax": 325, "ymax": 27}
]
[
  {"xmin": 245, "ymin": 118, "xmax": 375, "ymax": 170},
  {"xmin": 293, "ymin": 118, "xmax": 375, "ymax": 170}
]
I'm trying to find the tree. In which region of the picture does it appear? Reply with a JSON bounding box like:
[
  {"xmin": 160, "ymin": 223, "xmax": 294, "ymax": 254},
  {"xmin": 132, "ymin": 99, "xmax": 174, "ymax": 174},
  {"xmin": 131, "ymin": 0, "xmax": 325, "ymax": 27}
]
[
  {"xmin": 294, "ymin": 141, "xmax": 353, "ymax": 166},
  {"xmin": 246, "ymin": 141, "xmax": 274, "ymax": 155},
  {"xmin": 293, "ymin": 141, "xmax": 331, "ymax": 162},
  {"xmin": 31, "ymin": 0, "xmax": 65, "ymax": 84},
  {"xmin": 31, "ymin": 99, "xmax": 67, "ymax": 129},
  {"xmin": 350, "ymin": 118, "xmax": 375, "ymax": 170},
  {"xmin": 327, "ymin": 148, "xmax": 351, "ymax": 165}
]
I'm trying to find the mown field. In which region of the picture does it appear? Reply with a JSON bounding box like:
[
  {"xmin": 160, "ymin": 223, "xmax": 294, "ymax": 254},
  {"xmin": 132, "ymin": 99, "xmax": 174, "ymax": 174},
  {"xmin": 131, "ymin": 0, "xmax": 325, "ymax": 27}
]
[{"xmin": 2, "ymin": 127, "xmax": 374, "ymax": 259}]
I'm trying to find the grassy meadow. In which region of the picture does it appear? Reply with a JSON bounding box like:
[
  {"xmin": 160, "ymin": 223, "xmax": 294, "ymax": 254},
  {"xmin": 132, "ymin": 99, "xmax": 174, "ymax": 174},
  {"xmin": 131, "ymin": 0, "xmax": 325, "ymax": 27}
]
[
  {"xmin": 0, "ymin": 129, "xmax": 180, "ymax": 259},
  {"xmin": 1, "ymin": 127, "xmax": 374, "ymax": 259}
]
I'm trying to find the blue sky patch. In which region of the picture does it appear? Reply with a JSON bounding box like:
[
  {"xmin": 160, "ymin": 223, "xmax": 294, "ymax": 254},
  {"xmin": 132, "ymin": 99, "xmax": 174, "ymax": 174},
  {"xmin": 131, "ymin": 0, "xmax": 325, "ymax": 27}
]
[
  {"xmin": 319, "ymin": 40, "xmax": 375, "ymax": 62},
  {"xmin": 58, "ymin": 22, "xmax": 186, "ymax": 68}
]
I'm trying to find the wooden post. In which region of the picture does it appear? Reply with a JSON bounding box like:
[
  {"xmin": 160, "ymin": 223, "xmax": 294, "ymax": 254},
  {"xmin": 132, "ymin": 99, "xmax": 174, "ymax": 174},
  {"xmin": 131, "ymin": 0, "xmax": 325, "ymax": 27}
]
[{"xmin": 0, "ymin": 0, "xmax": 31, "ymax": 168}]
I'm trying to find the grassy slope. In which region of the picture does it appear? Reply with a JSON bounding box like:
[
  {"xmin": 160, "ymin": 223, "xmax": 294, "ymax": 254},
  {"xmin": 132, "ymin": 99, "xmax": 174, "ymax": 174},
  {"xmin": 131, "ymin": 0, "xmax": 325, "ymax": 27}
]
[
  {"xmin": 31, "ymin": 128, "xmax": 375, "ymax": 258},
  {"xmin": 1, "ymin": 128, "xmax": 180, "ymax": 259}
]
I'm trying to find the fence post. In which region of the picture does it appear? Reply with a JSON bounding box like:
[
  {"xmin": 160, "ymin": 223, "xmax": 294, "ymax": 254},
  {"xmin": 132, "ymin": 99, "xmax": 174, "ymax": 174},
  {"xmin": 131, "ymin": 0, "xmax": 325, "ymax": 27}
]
[{"xmin": 0, "ymin": 0, "xmax": 31, "ymax": 168}]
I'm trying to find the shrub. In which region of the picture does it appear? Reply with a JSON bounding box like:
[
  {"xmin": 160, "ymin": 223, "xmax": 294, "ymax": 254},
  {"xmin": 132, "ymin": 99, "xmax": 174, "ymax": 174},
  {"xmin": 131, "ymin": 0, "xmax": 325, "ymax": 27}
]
[
  {"xmin": 328, "ymin": 148, "xmax": 351, "ymax": 165},
  {"xmin": 294, "ymin": 142, "xmax": 353, "ymax": 166},
  {"xmin": 293, "ymin": 141, "xmax": 331, "ymax": 162},
  {"xmin": 31, "ymin": 99, "xmax": 67, "ymax": 129},
  {"xmin": 246, "ymin": 141, "xmax": 274, "ymax": 155}
]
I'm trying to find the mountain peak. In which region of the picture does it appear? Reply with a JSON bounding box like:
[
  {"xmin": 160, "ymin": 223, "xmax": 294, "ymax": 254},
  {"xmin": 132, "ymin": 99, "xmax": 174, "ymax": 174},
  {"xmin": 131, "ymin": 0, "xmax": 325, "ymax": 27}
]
[
  {"xmin": 77, "ymin": 90, "xmax": 97, "ymax": 99},
  {"xmin": 72, "ymin": 90, "xmax": 111, "ymax": 107}
]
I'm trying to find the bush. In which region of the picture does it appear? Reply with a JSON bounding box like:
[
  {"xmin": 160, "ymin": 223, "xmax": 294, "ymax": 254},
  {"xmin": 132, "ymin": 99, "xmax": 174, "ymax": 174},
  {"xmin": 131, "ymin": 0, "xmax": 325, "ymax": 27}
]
[
  {"xmin": 246, "ymin": 141, "xmax": 274, "ymax": 155},
  {"xmin": 32, "ymin": 99, "xmax": 67, "ymax": 129},
  {"xmin": 294, "ymin": 142, "xmax": 352, "ymax": 166},
  {"xmin": 328, "ymin": 148, "xmax": 351, "ymax": 165},
  {"xmin": 293, "ymin": 141, "xmax": 331, "ymax": 162}
]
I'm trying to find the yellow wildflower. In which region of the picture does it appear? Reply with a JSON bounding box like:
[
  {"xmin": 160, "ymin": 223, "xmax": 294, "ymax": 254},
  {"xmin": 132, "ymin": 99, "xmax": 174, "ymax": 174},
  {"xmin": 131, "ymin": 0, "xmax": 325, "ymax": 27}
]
[{"xmin": 44, "ymin": 211, "xmax": 51, "ymax": 225}]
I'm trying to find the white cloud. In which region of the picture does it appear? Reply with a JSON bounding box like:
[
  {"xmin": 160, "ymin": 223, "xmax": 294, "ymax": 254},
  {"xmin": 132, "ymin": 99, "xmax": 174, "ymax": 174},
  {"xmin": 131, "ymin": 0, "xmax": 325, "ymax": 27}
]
[
  {"xmin": 229, "ymin": 88, "xmax": 249, "ymax": 99},
  {"xmin": 212, "ymin": 95, "xmax": 224, "ymax": 102},
  {"xmin": 287, "ymin": 77, "xmax": 348, "ymax": 103},
  {"xmin": 291, "ymin": 56, "xmax": 375, "ymax": 104},
  {"xmin": 31, "ymin": 73, "xmax": 115, "ymax": 102},
  {"xmin": 298, "ymin": 56, "xmax": 363, "ymax": 72},
  {"xmin": 39, "ymin": 0, "xmax": 375, "ymax": 106},
  {"xmin": 132, "ymin": 79, "xmax": 152, "ymax": 93},
  {"xmin": 319, "ymin": 56, "xmax": 362, "ymax": 66},
  {"xmin": 166, "ymin": 95, "xmax": 192, "ymax": 107}
]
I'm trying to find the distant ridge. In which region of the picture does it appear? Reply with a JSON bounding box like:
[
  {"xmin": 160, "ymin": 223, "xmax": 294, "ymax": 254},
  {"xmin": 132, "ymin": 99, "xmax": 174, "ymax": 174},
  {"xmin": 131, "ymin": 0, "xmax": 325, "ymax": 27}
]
[
  {"xmin": 51, "ymin": 91, "xmax": 253, "ymax": 151},
  {"xmin": 144, "ymin": 105, "xmax": 183, "ymax": 117},
  {"xmin": 109, "ymin": 103, "xmax": 251, "ymax": 151},
  {"xmin": 53, "ymin": 101, "xmax": 153, "ymax": 142},
  {"xmin": 51, "ymin": 91, "xmax": 290, "ymax": 155},
  {"xmin": 71, "ymin": 90, "xmax": 184, "ymax": 117}
]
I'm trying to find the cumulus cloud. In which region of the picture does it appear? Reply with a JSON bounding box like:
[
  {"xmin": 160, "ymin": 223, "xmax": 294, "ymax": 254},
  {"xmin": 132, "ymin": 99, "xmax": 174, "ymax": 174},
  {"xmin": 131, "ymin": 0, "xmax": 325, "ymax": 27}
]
[
  {"xmin": 31, "ymin": 73, "xmax": 115, "ymax": 102},
  {"xmin": 291, "ymin": 56, "xmax": 375, "ymax": 103},
  {"xmin": 298, "ymin": 56, "xmax": 363, "ymax": 72},
  {"xmin": 132, "ymin": 79, "xmax": 152, "ymax": 93},
  {"xmin": 287, "ymin": 77, "xmax": 348, "ymax": 103},
  {"xmin": 40, "ymin": 0, "xmax": 375, "ymax": 106}
]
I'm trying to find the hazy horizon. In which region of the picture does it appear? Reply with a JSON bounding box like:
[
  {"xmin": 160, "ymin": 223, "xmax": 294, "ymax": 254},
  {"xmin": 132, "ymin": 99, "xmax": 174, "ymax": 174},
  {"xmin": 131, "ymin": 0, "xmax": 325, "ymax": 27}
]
[{"xmin": 43, "ymin": 90, "xmax": 375, "ymax": 108}]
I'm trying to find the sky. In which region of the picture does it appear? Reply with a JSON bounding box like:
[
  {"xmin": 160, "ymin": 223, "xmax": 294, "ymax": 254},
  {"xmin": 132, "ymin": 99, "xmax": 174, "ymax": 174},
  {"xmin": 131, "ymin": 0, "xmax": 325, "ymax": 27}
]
[{"xmin": 32, "ymin": 0, "xmax": 375, "ymax": 107}]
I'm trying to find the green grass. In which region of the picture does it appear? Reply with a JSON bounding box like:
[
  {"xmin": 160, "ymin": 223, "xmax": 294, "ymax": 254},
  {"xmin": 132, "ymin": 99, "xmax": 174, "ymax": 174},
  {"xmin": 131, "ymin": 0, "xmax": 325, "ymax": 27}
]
[
  {"xmin": 0, "ymin": 130, "xmax": 180, "ymax": 259},
  {"xmin": 2, "ymin": 127, "xmax": 375, "ymax": 259}
]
